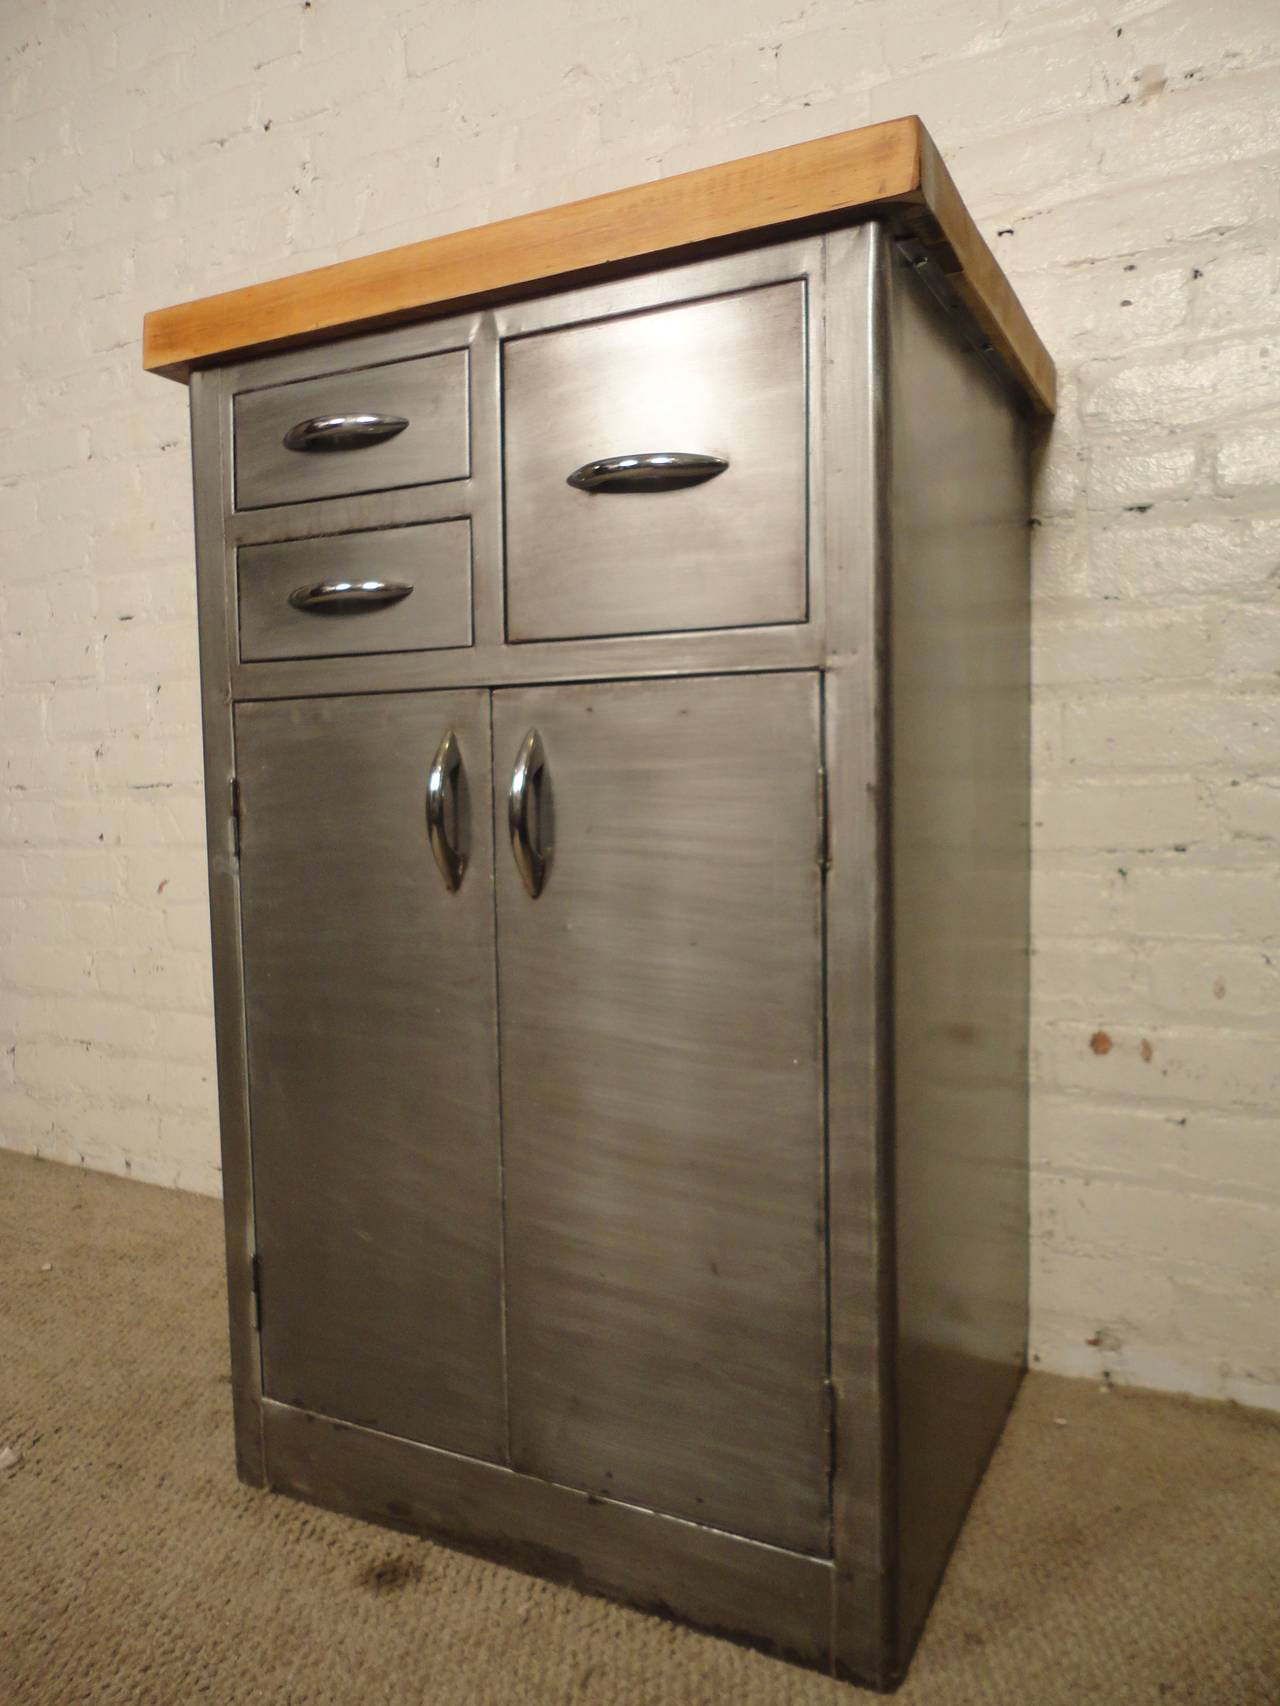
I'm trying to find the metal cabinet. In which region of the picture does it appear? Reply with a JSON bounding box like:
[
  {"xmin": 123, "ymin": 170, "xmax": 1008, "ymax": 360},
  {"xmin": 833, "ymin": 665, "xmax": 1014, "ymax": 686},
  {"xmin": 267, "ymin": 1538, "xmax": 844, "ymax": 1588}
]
[{"xmin": 184, "ymin": 225, "xmax": 1032, "ymax": 1689}]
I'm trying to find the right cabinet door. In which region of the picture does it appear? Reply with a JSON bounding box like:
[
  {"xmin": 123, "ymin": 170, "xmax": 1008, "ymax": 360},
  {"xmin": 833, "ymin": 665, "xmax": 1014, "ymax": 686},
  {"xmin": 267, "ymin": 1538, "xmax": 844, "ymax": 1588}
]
[{"xmin": 493, "ymin": 672, "xmax": 829, "ymax": 1554}]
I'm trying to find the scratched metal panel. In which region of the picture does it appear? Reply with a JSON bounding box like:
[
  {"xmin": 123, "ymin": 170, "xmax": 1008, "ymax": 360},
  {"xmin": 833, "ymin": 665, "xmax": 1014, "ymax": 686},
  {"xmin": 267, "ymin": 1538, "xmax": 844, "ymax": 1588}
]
[
  {"xmin": 236, "ymin": 689, "xmax": 506, "ymax": 1460},
  {"xmin": 262, "ymin": 1399, "xmax": 835, "ymax": 1671},
  {"xmin": 493, "ymin": 671, "xmax": 829, "ymax": 1554}
]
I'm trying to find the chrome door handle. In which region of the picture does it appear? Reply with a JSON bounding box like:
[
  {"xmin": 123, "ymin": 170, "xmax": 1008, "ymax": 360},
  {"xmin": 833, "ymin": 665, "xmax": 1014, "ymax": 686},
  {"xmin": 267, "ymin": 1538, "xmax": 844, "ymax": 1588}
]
[
  {"xmin": 508, "ymin": 729, "xmax": 551, "ymax": 898},
  {"xmin": 426, "ymin": 729, "xmax": 467, "ymax": 893},
  {"xmin": 282, "ymin": 413, "xmax": 410, "ymax": 453},
  {"xmin": 566, "ymin": 451, "xmax": 729, "ymax": 493},
  {"xmin": 288, "ymin": 579, "xmax": 413, "ymax": 613}
]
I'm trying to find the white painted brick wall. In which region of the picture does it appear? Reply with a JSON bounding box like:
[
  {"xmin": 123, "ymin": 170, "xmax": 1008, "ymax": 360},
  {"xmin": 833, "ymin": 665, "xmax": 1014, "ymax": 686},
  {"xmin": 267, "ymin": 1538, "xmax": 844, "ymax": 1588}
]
[{"xmin": 2, "ymin": 0, "xmax": 1277, "ymax": 1409}]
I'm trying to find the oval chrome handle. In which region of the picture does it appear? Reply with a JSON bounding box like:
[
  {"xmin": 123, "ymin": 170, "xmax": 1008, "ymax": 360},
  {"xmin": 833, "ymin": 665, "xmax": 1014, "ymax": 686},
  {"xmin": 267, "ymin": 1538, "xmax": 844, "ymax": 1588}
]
[
  {"xmin": 566, "ymin": 452, "xmax": 729, "ymax": 493},
  {"xmin": 508, "ymin": 729, "xmax": 551, "ymax": 899},
  {"xmin": 287, "ymin": 579, "xmax": 413, "ymax": 613},
  {"xmin": 282, "ymin": 413, "xmax": 410, "ymax": 453},
  {"xmin": 426, "ymin": 729, "xmax": 467, "ymax": 893}
]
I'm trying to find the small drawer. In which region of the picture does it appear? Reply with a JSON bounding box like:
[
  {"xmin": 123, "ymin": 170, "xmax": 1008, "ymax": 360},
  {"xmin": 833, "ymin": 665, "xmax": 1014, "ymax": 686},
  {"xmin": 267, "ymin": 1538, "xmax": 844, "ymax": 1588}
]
[
  {"xmin": 234, "ymin": 350, "xmax": 469, "ymax": 511},
  {"xmin": 502, "ymin": 281, "xmax": 807, "ymax": 642},
  {"xmin": 238, "ymin": 521, "xmax": 472, "ymax": 663}
]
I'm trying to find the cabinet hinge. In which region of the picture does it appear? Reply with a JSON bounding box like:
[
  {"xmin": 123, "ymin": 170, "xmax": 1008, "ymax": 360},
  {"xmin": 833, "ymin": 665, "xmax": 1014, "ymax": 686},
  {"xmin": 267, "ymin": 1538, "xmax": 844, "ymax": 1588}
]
[
  {"xmin": 250, "ymin": 1251, "xmax": 263, "ymax": 1334},
  {"xmin": 230, "ymin": 777, "xmax": 242, "ymax": 857},
  {"xmin": 817, "ymin": 766, "xmax": 830, "ymax": 871}
]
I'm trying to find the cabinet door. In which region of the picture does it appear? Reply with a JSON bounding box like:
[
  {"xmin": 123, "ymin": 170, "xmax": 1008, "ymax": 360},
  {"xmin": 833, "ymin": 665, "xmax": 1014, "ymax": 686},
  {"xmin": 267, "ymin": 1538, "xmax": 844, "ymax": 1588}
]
[
  {"xmin": 493, "ymin": 673, "xmax": 828, "ymax": 1553},
  {"xmin": 236, "ymin": 691, "xmax": 505, "ymax": 1459}
]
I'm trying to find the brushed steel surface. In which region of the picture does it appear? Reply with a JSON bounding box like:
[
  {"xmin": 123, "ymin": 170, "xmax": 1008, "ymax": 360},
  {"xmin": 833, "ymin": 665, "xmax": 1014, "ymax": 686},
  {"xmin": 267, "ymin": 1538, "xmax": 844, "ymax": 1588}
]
[
  {"xmin": 490, "ymin": 237, "xmax": 821, "ymax": 343},
  {"xmin": 282, "ymin": 411, "xmax": 409, "ymax": 453},
  {"xmin": 493, "ymin": 671, "xmax": 829, "ymax": 1555},
  {"xmin": 228, "ymin": 623, "xmax": 824, "ymax": 701},
  {"xmin": 236, "ymin": 690, "xmax": 505, "ymax": 1459},
  {"xmin": 234, "ymin": 348, "xmax": 469, "ymax": 509},
  {"xmin": 218, "ymin": 309, "xmax": 481, "ymax": 395},
  {"xmin": 819, "ymin": 225, "xmax": 897, "ymax": 1684},
  {"xmin": 230, "ymin": 478, "xmax": 477, "ymax": 549},
  {"xmin": 261, "ymin": 1399, "xmax": 836, "ymax": 1672},
  {"xmin": 503, "ymin": 281, "xmax": 807, "ymax": 641},
  {"xmin": 468, "ymin": 313, "xmax": 507, "ymax": 653},
  {"xmin": 426, "ymin": 728, "xmax": 467, "ymax": 892},
  {"xmin": 886, "ymin": 237, "xmax": 1031, "ymax": 1667},
  {"xmin": 238, "ymin": 522, "xmax": 472, "ymax": 662}
]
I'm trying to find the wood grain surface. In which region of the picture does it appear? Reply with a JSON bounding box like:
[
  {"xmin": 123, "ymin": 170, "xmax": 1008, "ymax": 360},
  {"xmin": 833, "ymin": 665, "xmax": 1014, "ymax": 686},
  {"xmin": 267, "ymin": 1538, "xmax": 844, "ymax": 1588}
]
[{"xmin": 143, "ymin": 116, "xmax": 1054, "ymax": 413}]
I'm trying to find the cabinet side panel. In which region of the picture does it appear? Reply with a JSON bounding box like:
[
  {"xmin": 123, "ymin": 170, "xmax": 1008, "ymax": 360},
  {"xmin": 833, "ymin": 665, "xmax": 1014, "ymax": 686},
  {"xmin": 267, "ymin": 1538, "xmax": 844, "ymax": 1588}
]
[
  {"xmin": 190, "ymin": 370, "xmax": 265, "ymax": 1485},
  {"xmin": 886, "ymin": 250, "xmax": 1032, "ymax": 1664}
]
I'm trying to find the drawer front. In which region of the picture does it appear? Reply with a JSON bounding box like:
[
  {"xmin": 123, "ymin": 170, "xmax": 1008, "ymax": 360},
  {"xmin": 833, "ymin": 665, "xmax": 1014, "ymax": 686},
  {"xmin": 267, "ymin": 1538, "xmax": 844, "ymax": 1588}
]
[
  {"xmin": 502, "ymin": 281, "xmax": 807, "ymax": 642},
  {"xmin": 234, "ymin": 349, "xmax": 469, "ymax": 510},
  {"xmin": 238, "ymin": 521, "xmax": 472, "ymax": 662}
]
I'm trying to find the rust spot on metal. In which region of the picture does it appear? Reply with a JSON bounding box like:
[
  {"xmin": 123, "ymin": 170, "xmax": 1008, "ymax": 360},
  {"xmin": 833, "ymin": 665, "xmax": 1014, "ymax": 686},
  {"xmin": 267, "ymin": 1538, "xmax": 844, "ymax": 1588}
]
[{"xmin": 1089, "ymin": 1030, "xmax": 1113, "ymax": 1055}]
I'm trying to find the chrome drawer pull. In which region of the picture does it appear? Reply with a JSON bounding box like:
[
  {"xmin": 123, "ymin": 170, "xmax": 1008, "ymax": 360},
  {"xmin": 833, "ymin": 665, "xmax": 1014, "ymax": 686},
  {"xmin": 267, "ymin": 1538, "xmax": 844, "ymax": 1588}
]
[
  {"xmin": 287, "ymin": 579, "xmax": 413, "ymax": 613},
  {"xmin": 566, "ymin": 451, "xmax": 729, "ymax": 493},
  {"xmin": 508, "ymin": 729, "xmax": 551, "ymax": 898},
  {"xmin": 282, "ymin": 413, "xmax": 410, "ymax": 453},
  {"xmin": 426, "ymin": 729, "xmax": 467, "ymax": 893}
]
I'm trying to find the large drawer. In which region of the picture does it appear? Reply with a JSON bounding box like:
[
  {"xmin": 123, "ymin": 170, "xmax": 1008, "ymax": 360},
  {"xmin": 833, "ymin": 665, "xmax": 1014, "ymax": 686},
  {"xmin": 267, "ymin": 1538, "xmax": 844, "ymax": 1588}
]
[
  {"xmin": 238, "ymin": 521, "xmax": 472, "ymax": 662},
  {"xmin": 234, "ymin": 350, "xmax": 469, "ymax": 511},
  {"xmin": 502, "ymin": 281, "xmax": 807, "ymax": 643}
]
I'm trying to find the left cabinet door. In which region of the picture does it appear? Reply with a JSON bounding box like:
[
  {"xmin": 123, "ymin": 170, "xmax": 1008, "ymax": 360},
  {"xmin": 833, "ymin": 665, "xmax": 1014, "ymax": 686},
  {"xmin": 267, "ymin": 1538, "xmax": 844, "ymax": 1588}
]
[{"xmin": 235, "ymin": 690, "xmax": 505, "ymax": 1460}]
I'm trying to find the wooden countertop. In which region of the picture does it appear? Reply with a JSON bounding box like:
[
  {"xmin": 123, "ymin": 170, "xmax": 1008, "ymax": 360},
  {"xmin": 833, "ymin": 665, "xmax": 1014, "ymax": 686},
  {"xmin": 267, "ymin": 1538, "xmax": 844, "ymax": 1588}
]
[{"xmin": 142, "ymin": 115, "xmax": 1054, "ymax": 414}]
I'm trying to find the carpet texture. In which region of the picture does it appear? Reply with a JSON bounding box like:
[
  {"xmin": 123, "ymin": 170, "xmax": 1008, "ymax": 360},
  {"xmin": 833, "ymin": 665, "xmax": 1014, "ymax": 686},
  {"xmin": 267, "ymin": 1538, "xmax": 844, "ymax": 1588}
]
[{"xmin": 1, "ymin": 1148, "xmax": 1277, "ymax": 1704}]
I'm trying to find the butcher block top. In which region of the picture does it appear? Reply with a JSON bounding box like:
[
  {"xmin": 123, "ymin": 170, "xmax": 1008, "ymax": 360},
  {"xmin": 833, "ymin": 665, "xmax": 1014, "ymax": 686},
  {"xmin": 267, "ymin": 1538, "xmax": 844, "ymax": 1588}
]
[{"xmin": 142, "ymin": 115, "xmax": 1054, "ymax": 414}]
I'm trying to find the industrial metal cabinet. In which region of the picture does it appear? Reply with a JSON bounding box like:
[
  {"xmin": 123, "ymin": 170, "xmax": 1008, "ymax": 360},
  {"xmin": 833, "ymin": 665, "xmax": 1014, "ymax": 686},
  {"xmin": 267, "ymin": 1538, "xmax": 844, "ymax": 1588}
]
[{"xmin": 151, "ymin": 119, "xmax": 1051, "ymax": 1688}]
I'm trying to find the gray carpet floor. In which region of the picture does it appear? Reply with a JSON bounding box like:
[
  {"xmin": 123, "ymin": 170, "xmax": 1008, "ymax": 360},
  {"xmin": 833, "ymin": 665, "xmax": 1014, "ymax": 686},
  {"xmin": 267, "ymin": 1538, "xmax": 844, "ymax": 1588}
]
[{"xmin": 1, "ymin": 1148, "xmax": 1278, "ymax": 1704}]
